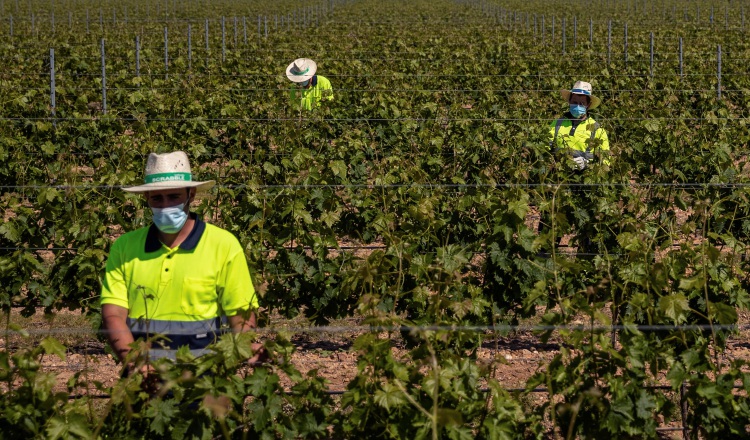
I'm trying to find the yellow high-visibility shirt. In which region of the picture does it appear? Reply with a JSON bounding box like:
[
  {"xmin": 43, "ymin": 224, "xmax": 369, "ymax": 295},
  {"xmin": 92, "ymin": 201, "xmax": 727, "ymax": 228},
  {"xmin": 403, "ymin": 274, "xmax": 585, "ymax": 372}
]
[
  {"xmin": 100, "ymin": 215, "xmax": 258, "ymax": 359},
  {"xmin": 289, "ymin": 75, "xmax": 334, "ymax": 111},
  {"xmin": 549, "ymin": 115, "xmax": 610, "ymax": 165}
]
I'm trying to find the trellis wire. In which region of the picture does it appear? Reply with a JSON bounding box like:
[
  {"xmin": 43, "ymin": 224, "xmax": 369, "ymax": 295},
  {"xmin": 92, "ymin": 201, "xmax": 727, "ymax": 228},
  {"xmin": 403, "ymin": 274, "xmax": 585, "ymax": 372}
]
[
  {"xmin": 4, "ymin": 323, "xmax": 749, "ymax": 336},
  {"xmin": 2, "ymin": 85, "xmax": 746, "ymax": 95},
  {"xmin": 7, "ymin": 182, "xmax": 750, "ymax": 190}
]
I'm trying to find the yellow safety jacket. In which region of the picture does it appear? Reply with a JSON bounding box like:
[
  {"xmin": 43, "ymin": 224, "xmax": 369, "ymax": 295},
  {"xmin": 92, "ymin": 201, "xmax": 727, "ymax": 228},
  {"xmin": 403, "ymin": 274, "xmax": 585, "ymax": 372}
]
[
  {"xmin": 549, "ymin": 114, "xmax": 610, "ymax": 165},
  {"xmin": 289, "ymin": 75, "xmax": 334, "ymax": 111}
]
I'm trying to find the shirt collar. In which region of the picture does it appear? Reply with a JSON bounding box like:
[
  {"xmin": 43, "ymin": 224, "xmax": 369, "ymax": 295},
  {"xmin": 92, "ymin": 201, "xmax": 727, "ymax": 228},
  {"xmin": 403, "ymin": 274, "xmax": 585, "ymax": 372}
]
[
  {"xmin": 311, "ymin": 75, "xmax": 318, "ymax": 87},
  {"xmin": 144, "ymin": 213, "xmax": 206, "ymax": 253},
  {"xmin": 565, "ymin": 112, "xmax": 587, "ymax": 127}
]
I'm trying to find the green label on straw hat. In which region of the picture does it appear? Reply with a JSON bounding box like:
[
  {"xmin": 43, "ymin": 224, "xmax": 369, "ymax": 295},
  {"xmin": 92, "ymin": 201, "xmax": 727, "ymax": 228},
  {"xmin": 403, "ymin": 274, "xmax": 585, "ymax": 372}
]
[
  {"xmin": 146, "ymin": 172, "xmax": 192, "ymax": 183},
  {"xmin": 292, "ymin": 67, "xmax": 310, "ymax": 75}
]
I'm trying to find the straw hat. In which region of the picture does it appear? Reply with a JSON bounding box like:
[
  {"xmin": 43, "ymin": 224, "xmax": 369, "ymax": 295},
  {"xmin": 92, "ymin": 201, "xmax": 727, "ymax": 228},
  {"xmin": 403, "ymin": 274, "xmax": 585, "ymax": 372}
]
[
  {"xmin": 560, "ymin": 81, "xmax": 601, "ymax": 109},
  {"xmin": 123, "ymin": 151, "xmax": 215, "ymax": 193},
  {"xmin": 286, "ymin": 58, "xmax": 317, "ymax": 83}
]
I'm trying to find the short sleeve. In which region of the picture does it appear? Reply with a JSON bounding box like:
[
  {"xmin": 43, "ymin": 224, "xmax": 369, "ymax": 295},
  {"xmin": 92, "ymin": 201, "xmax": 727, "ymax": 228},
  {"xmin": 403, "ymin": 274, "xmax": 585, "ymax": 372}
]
[
  {"xmin": 218, "ymin": 239, "xmax": 258, "ymax": 316},
  {"xmin": 100, "ymin": 239, "xmax": 130, "ymax": 309}
]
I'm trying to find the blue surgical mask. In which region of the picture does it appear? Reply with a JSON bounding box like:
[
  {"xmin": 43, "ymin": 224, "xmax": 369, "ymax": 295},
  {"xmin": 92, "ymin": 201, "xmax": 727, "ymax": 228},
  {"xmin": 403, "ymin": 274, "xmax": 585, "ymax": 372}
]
[
  {"xmin": 151, "ymin": 203, "xmax": 188, "ymax": 234},
  {"xmin": 569, "ymin": 104, "xmax": 587, "ymax": 118},
  {"xmin": 298, "ymin": 79, "xmax": 310, "ymax": 87}
]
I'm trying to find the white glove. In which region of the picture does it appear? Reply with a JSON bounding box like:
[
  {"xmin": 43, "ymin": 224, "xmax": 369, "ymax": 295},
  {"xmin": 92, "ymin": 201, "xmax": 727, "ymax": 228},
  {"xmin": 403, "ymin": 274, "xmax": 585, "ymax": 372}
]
[{"xmin": 572, "ymin": 156, "xmax": 588, "ymax": 170}]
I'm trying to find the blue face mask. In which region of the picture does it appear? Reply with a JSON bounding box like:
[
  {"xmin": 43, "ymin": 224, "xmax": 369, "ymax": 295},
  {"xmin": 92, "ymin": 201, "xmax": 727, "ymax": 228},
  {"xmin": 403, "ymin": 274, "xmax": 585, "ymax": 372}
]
[
  {"xmin": 298, "ymin": 79, "xmax": 310, "ymax": 87},
  {"xmin": 569, "ymin": 104, "xmax": 587, "ymax": 118},
  {"xmin": 151, "ymin": 203, "xmax": 188, "ymax": 234}
]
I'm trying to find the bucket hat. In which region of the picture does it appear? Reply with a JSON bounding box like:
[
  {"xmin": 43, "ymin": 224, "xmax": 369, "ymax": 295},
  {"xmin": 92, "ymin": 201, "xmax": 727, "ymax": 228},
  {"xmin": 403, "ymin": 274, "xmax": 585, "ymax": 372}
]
[
  {"xmin": 560, "ymin": 81, "xmax": 601, "ymax": 109},
  {"xmin": 123, "ymin": 151, "xmax": 215, "ymax": 193},
  {"xmin": 286, "ymin": 58, "xmax": 317, "ymax": 83}
]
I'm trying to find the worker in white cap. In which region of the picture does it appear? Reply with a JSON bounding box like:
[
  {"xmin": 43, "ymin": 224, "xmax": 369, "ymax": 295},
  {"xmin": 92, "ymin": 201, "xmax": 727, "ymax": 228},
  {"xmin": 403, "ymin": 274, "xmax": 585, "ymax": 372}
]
[
  {"xmin": 286, "ymin": 58, "xmax": 334, "ymax": 111},
  {"xmin": 543, "ymin": 81, "xmax": 613, "ymax": 256},
  {"xmin": 549, "ymin": 80, "xmax": 610, "ymax": 169}
]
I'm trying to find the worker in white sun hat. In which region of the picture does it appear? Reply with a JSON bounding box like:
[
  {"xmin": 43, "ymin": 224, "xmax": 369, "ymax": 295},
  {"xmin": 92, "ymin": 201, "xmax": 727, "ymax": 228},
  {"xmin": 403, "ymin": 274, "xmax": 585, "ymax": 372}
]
[
  {"xmin": 286, "ymin": 57, "xmax": 334, "ymax": 111},
  {"xmin": 100, "ymin": 151, "xmax": 265, "ymax": 390},
  {"xmin": 542, "ymin": 81, "xmax": 615, "ymax": 257},
  {"xmin": 549, "ymin": 80, "xmax": 610, "ymax": 170}
]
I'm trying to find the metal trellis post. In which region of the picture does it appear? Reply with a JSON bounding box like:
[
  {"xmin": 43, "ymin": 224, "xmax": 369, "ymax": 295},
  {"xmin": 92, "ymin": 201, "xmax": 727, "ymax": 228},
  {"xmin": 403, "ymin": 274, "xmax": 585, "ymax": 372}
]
[
  {"xmin": 164, "ymin": 27, "xmax": 169, "ymax": 78},
  {"xmin": 135, "ymin": 35, "xmax": 140, "ymax": 77},
  {"xmin": 100, "ymin": 38, "xmax": 107, "ymax": 114},
  {"xmin": 649, "ymin": 32, "xmax": 654, "ymax": 76},
  {"xmin": 679, "ymin": 37, "xmax": 683, "ymax": 79},
  {"xmin": 607, "ymin": 19, "xmax": 611, "ymax": 64},
  {"xmin": 624, "ymin": 22, "xmax": 628, "ymax": 65},
  {"xmin": 717, "ymin": 44, "xmax": 722, "ymax": 99},
  {"xmin": 49, "ymin": 48, "xmax": 55, "ymax": 125}
]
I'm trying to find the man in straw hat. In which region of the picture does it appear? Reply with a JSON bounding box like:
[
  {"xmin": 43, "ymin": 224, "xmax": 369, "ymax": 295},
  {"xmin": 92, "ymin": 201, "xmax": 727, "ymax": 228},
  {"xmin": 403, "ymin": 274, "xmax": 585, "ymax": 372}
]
[
  {"xmin": 549, "ymin": 80, "xmax": 610, "ymax": 169},
  {"xmin": 100, "ymin": 151, "xmax": 263, "ymax": 381},
  {"xmin": 286, "ymin": 57, "xmax": 334, "ymax": 111},
  {"xmin": 542, "ymin": 81, "xmax": 613, "ymax": 257}
]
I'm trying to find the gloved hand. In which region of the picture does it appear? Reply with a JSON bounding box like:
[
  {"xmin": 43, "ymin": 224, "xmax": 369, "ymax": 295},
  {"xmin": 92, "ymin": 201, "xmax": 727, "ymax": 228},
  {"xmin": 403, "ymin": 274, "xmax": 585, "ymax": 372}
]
[{"xmin": 572, "ymin": 156, "xmax": 588, "ymax": 170}]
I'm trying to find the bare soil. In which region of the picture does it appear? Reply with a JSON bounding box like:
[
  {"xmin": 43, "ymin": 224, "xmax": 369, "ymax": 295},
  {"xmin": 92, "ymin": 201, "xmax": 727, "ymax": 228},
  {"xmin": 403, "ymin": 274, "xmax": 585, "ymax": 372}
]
[{"xmin": 1, "ymin": 308, "xmax": 748, "ymax": 439}]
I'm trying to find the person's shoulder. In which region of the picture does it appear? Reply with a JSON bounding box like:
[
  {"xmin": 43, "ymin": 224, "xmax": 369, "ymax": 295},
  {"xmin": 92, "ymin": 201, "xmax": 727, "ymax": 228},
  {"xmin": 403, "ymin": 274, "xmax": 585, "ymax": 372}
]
[
  {"xmin": 203, "ymin": 223, "xmax": 243, "ymax": 246},
  {"xmin": 586, "ymin": 116, "xmax": 605, "ymax": 129},
  {"xmin": 112, "ymin": 226, "xmax": 149, "ymax": 245},
  {"xmin": 550, "ymin": 115, "xmax": 571, "ymax": 126}
]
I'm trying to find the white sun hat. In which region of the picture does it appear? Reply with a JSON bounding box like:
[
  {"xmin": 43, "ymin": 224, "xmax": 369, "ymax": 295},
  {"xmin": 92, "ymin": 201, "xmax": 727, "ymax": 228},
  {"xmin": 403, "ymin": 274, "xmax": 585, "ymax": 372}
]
[
  {"xmin": 285, "ymin": 58, "xmax": 317, "ymax": 83},
  {"xmin": 560, "ymin": 80, "xmax": 602, "ymax": 109},
  {"xmin": 123, "ymin": 151, "xmax": 215, "ymax": 193}
]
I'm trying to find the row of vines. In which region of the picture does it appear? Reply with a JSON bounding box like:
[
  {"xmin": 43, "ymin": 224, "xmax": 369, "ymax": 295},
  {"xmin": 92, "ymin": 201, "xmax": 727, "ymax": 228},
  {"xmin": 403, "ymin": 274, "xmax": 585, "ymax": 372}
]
[{"xmin": 1, "ymin": 0, "xmax": 750, "ymax": 438}]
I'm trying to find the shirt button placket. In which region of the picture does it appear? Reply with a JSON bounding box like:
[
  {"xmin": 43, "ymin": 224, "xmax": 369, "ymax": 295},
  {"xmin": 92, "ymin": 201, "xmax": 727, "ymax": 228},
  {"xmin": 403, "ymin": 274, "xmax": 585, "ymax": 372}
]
[{"xmin": 162, "ymin": 249, "xmax": 175, "ymax": 283}]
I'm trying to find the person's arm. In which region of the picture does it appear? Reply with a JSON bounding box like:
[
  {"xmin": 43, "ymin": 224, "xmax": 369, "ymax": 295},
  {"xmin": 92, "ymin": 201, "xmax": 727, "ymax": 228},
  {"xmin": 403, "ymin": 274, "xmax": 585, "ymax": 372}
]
[
  {"xmin": 102, "ymin": 303, "xmax": 134, "ymax": 363},
  {"xmin": 228, "ymin": 308, "xmax": 266, "ymax": 364},
  {"xmin": 597, "ymin": 128, "xmax": 611, "ymax": 166},
  {"xmin": 227, "ymin": 308, "xmax": 256, "ymax": 333}
]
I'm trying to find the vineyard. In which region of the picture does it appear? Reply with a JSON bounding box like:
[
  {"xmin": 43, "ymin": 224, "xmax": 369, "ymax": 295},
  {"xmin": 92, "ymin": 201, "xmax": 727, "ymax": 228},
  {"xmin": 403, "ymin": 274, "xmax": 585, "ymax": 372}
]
[{"xmin": 2, "ymin": 0, "xmax": 750, "ymax": 438}]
